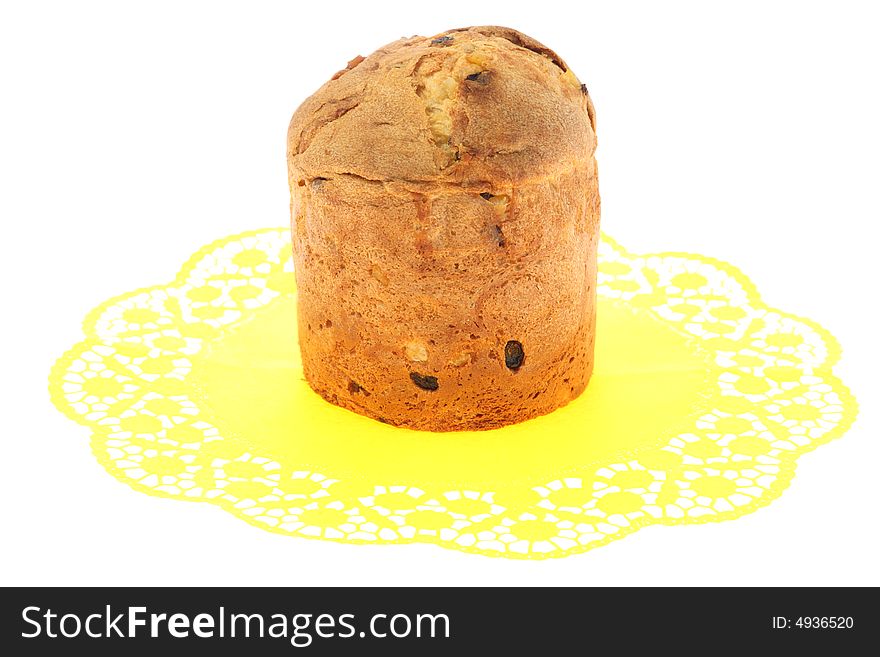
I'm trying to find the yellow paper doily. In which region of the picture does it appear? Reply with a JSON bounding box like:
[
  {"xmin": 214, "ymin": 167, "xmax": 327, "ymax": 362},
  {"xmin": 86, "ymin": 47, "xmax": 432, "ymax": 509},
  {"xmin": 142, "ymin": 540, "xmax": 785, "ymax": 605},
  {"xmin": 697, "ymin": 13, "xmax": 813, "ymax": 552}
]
[{"xmin": 49, "ymin": 228, "xmax": 857, "ymax": 559}]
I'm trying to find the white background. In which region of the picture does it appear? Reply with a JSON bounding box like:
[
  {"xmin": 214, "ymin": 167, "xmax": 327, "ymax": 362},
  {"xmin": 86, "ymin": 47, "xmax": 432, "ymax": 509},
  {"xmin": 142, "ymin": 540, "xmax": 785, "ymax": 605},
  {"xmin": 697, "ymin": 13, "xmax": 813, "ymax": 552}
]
[{"xmin": 1, "ymin": 0, "xmax": 878, "ymax": 586}]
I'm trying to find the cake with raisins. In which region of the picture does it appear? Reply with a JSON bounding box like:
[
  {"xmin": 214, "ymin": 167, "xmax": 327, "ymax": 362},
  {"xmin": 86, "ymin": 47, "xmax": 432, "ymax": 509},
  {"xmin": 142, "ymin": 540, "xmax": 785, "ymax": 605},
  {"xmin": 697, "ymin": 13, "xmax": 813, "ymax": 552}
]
[{"xmin": 287, "ymin": 26, "xmax": 600, "ymax": 431}]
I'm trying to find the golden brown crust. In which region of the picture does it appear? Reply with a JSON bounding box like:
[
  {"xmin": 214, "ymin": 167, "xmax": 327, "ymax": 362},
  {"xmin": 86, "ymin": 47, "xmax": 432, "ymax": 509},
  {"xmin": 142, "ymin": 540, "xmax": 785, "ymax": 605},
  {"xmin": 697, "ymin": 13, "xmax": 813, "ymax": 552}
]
[
  {"xmin": 287, "ymin": 27, "xmax": 600, "ymax": 431},
  {"xmin": 287, "ymin": 26, "xmax": 596, "ymax": 187}
]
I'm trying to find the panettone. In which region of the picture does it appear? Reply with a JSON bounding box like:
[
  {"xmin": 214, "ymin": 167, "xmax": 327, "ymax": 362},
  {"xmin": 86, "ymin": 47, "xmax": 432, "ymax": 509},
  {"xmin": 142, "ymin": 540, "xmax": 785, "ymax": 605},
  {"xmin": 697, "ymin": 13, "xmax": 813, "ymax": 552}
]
[{"xmin": 287, "ymin": 26, "xmax": 600, "ymax": 431}]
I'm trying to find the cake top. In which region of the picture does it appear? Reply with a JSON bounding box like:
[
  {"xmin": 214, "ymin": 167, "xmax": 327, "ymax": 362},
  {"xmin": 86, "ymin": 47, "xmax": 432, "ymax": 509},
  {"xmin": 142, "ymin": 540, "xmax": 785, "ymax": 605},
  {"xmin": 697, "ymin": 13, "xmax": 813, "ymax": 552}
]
[{"xmin": 287, "ymin": 26, "xmax": 596, "ymax": 189}]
